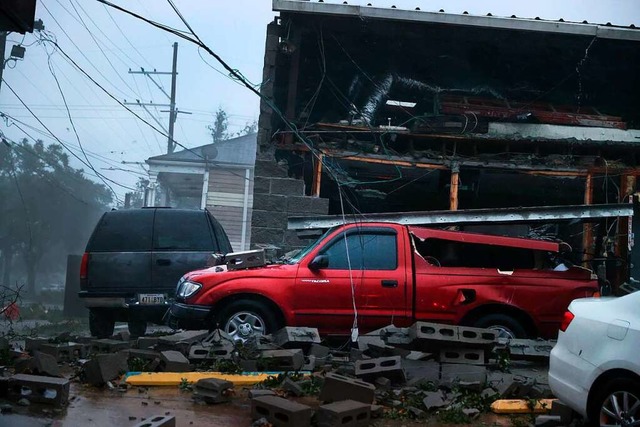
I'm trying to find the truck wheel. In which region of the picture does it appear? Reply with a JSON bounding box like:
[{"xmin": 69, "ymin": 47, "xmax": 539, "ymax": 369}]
[
  {"xmin": 128, "ymin": 320, "xmax": 147, "ymax": 338},
  {"xmin": 217, "ymin": 300, "xmax": 280, "ymax": 343},
  {"xmin": 472, "ymin": 314, "xmax": 527, "ymax": 339},
  {"xmin": 89, "ymin": 309, "xmax": 115, "ymax": 338}
]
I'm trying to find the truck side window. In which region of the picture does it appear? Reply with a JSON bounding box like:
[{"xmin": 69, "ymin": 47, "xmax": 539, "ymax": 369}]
[
  {"xmin": 415, "ymin": 238, "xmax": 535, "ymax": 269},
  {"xmin": 322, "ymin": 232, "xmax": 397, "ymax": 270},
  {"xmin": 153, "ymin": 210, "xmax": 215, "ymax": 251}
]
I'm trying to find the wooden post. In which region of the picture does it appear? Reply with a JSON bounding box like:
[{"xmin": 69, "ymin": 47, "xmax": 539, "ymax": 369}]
[
  {"xmin": 449, "ymin": 163, "xmax": 460, "ymax": 211},
  {"xmin": 312, "ymin": 153, "xmax": 323, "ymax": 197},
  {"xmin": 582, "ymin": 173, "xmax": 594, "ymax": 265}
]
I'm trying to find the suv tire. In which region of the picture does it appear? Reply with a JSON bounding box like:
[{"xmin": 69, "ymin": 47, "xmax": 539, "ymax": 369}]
[
  {"xmin": 89, "ymin": 309, "xmax": 115, "ymax": 338},
  {"xmin": 128, "ymin": 320, "xmax": 147, "ymax": 338}
]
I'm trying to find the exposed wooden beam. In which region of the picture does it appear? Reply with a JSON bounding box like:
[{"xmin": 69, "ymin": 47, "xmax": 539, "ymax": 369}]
[
  {"xmin": 312, "ymin": 153, "xmax": 323, "ymax": 197},
  {"xmin": 449, "ymin": 164, "xmax": 460, "ymax": 211},
  {"xmin": 582, "ymin": 173, "xmax": 594, "ymax": 265}
]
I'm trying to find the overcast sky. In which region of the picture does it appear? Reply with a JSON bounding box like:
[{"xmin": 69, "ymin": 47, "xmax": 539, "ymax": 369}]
[{"xmin": 1, "ymin": 0, "xmax": 639, "ymax": 203}]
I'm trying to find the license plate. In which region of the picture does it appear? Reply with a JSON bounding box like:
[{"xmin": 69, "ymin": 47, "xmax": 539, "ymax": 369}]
[{"xmin": 138, "ymin": 293, "xmax": 166, "ymax": 305}]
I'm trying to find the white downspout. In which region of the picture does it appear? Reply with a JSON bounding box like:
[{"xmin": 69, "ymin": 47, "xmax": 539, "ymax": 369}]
[
  {"xmin": 241, "ymin": 168, "xmax": 251, "ymax": 250},
  {"xmin": 200, "ymin": 169, "xmax": 210, "ymax": 209}
]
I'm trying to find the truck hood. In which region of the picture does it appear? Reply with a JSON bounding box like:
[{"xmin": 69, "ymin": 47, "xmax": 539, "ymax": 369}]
[{"xmin": 182, "ymin": 263, "xmax": 298, "ymax": 285}]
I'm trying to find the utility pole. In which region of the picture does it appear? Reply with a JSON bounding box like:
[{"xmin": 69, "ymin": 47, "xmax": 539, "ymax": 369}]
[
  {"xmin": 0, "ymin": 32, "xmax": 7, "ymax": 92},
  {"xmin": 125, "ymin": 42, "xmax": 188, "ymax": 154}
]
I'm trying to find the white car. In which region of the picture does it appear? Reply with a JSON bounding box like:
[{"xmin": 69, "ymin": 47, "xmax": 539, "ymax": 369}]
[{"xmin": 549, "ymin": 291, "xmax": 640, "ymax": 426}]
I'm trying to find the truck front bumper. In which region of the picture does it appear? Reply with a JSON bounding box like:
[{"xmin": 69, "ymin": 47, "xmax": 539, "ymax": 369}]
[{"xmin": 168, "ymin": 302, "xmax": 212, "ymax": 330}]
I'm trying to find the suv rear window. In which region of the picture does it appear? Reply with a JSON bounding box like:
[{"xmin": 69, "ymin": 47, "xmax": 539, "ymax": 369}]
[
  {"xmin": 153, "ymin": 210, "xmax": 214, "ymax": 251},
  {"xmin": 89, "ymin": 210, "xmax": 153, "ymax": 252}
]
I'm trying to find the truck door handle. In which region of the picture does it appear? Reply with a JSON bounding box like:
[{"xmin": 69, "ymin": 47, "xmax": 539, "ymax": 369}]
[
  {"xmin": 156, "ymin": 259, "xmax": 171, "ymax": 266},
  {"xmin": 381, "ymin": 280, "xmax": 398, "ymax": 288}
]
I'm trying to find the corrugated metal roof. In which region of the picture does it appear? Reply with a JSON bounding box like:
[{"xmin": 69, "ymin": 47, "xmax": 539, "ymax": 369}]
[
  {"xmin": 273, "ymin": 0, "xmax": 639, "ymax": 41},
  {"xmin": 147, "ymin": 133, "xmax": 257, "ymax": 167}
]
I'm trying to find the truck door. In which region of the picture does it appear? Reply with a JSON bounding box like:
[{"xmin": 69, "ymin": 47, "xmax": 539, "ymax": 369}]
[{"xmin": 294, "ymin": 226, "xmax": 408, "ymax": 335}]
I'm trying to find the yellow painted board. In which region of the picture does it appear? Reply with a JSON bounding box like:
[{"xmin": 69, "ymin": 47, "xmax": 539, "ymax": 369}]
[
  {"xmin": 125, "ymin": 372, "xmax": 303, "ymax": 387},
  {"xmin": 491, "ymin": 399, "xmax": 556, "ymax": 414}
]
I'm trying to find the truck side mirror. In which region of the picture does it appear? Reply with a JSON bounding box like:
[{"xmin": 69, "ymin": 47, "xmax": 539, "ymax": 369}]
[{"xmin": 309, "ymin": 255, "xmax": 329, "ymax": 271}]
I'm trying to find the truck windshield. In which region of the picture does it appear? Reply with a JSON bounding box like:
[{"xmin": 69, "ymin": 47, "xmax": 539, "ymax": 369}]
[{"xmin": 286, "ymin": 227, "xmax": 336, "ymax": 264}]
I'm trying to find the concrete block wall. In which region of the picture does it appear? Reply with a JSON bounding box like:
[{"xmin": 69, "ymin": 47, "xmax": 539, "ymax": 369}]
[{"xmin": 251, "ymin": 159, "xmax": 329, "ymax": 257}]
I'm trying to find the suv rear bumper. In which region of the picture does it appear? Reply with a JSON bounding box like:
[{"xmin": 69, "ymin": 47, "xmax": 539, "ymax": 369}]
[{"xmin": 168, "ymin": 302, "xmax": 211, "ymax": 329}]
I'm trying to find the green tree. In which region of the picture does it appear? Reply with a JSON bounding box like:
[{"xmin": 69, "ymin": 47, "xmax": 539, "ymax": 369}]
[
  {"xmin": 207, "ymin": 107, "xmax": 257, "ymax": 143},
  {"xmin": 0, "ymin": 138, "xmax": 112, "ymax": 296}
]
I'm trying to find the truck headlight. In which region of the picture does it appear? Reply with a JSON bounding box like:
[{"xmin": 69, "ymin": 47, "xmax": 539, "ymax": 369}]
[{"xmin": 177, "ymin": 281, "xmax": 202, "ymax": 298}]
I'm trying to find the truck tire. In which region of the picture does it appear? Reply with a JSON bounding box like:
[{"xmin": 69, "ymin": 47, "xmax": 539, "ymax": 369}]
[
  {"xmin": 128, "ymin": 319, "xmax": 147, "ymax": 338},
  {"xmin": 89, "ymin": 309, "xmax": 115, "ymax": 338},
  {"xmin": 472, "ymin": 314, "xmax": 527, "ymax": 339},
  {"xmin": 216, "ymin": 300, "xmax": 281, "ymax": 343}
]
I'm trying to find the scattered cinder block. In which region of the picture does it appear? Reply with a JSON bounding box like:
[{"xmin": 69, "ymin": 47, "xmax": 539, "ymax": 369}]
[
  {"xmin": 423, "ymin": 390, "xmax": 449, "ymax": 409},
  {"xmin": 456, "ymin": 325, "xmax": 498, "ymax": 348},
  {"xmin": 380, "ymin": 326, "xmax": 412, "ymax": 347},
  {"xmin": 317, "ymin": 399, "xmax": 371, "ymax": 427},
  {"xmin": 440, "ymin": 364, "xmax": 487, "ymax": 386},
  {"xmin": 404, "ymin": 360, "xmax": 441, "ymax": 386},
  {"xmin": 14, "ymin": 357, "xmax": 36, "ymax": 375},
  {"xmin": 192, "ymin": 378, "xmax": 233, "ymax": 404},
  {"xmin": 319, "ymin": 372, "xmax": 375, "ymax": 404},
  {"xmin": 438, "ymin": 348, "xmax": 485, "ymax": 365},
  {"xmin": 509, "ymin": 339, "xmax": 555, "ymax": 361},
  {"xmin": 8, "ymin": 374, "xmax": 70, "ymax": 406},
  {"xmin": 201, "ymin": 329, "xmax": 234, "ymax": 345},
  {"xmin": 160, "ymin": 351, "xmax": 191, "ymax": 372},
  {"xmin": 251, "ymin": 395, "xmax": 312, "ymax": 427},
  {"xmin": 535, "ymin": 415, "xmax": 563, "ymax": 427},
  {"xmin": 301, "ymin": 355, "xmax": 316, "ymax": 372},
  {"xmin": 133, "ymin": 415, "xmax": 176, "ymax": 427},
  {"xmin": 282, "ymin": 377, "xmax": 304, "ymax": 397},
  {"xmin": 25, "ymin": 337, "xmax": 48, "ymax": 354},
  {"xmin": 273, "ymin": 327, "xmax": 321, "ymax": 350},
  {"xmin": 91, "ymin": 339, "xmax": 130, "ymax": 354},
  {"xmin": 157, "ymin": 330, "xmax": 209, "ymax": 354},
  {"xmin": 248, "ymin": 389, "xmax": 276, "ymax": 398},
  {"xmin": 39, "ymin": 343, "xmax": 87, "ymax": 362},
  {"xmin": 33, "ymin": 351, "xmax": 61, "ymax": 377},
  {"xmin": 355, "ymin": 356, "xmax": 405, "ymax": 385},
  {"xmin": 550, "ymin": 400, "xmax": 574, "ymax": 424},
  {"xmin": 127, "ymin": 349, "xmax": 162, "ymax": 362},
  {"xmin": 136, "ymin": 337, "xmax": 158, "ymax": 350},
  {"xmin": 188, "ymin": 344, "xmax": 233, "ymax": 361},
  {"xmin": 83, "ymin": 353, "xmax": 128, "ymax": 386},
  {"xmin": 114, "ymin": 330, "xmax": 130, "ymax": 342},
  {"xmin": 259, "ymin": 349, "xmax": 304, "ymax": 371},
  {"xmin": 308, "ymin": 344, "xmax": 330, "ymax": 360}
]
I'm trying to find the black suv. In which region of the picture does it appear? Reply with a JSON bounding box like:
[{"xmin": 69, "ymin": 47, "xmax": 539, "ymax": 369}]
[{"xmin": 79, "ymin": 208, "xmax": 232, "ymax": 338}]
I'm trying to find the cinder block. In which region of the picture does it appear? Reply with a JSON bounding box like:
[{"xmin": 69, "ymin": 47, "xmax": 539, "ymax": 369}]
[
  {"xmin": 33, "ymin": 351, "xmax": 61, "ymax": 377},
  {"xmin": 509, "ymin": 339, "xmax": 555, "ymax": 361},
  {"xmin": 127, "ymin": 349, "xmax": 162, "ymax": 361},
  {"xmin": 133, "ymin": 415, "xmax": 176, "ymax": 427},
  {"xmin": 251, "ymin": 395, "xmax": 312, "ymax": 427},
  {"xmin": 535, "ymin": 415, "xmax": 563, "ymax": 427},
  {"xmin": 91, "ymin": 339, "xmax": 129, "ymax": 354},
  {"xmin": 157, "ymin": 330, "xmax": 209, "ymax": 354},
  {"xmin": 487, "ymin": 372, "xmax": 516, "ymax": 397},
  {"xmin": 550, "ymin": 400, "xmax": 574, "ymax": 424},
  {"xmin": 253, "ymin": 194, "xmax": 287, "ymax": 212},
  {"xmin": 456, "ymin": 325, "xmax": 498, "ymax": 348},
  {"xmin": 259, "ymin": 349, "xmax": 304, "ymax": 371},
  {"xmin": 355, "ymin": 356, "xmax": 405, "ymax": 385},
  {"xmin": 438, "ymin": 348, "xmax": 485, "ymax": 365},
  {"xmin": 160, "ymin": 351, "xmax": 191, "ymax": 372},
  {"xmin": 308, "ymin": 344, "xmax": 330, "ymax": 360},
  {"xmin": 319, "ymin": 372, "xmax": 375, "ymax": 404},
  {"xmin": 114, "ymin": 330, "xmax": 130, "ymax": 342},
  {"xmin": 380, "ymin": 326, "xmax": 412, "ymax": 347},
  {"xmin": 269, "ymin": 177, "xmax": 304, "ymax": 196},
  {"xmin": 39, "ymin": 343, "xmax": 87, "ymax": 361},
  {"xmin": 188, "ymin": 344, "xmax": 233, "ymax": 361},
  {"xmin": 440, "ymin": 364, "xmax": 487, "ymax": 386},
  {"xmin": 286, "ymin": 196, "xmax": 330, "ymax": 215},
  {"xmin": 192, "ymin": 378, "xmax": 233, "ymax": 404},
  {"xmin": 248, "ymin": 389, "xmax": 276, "ymax": 398},
  {"xmin": 317, "ymin": 400, "xmax": 371, "ymax": 427},
  {"xmin": 408, "ymin": 322, "xmax": 459, "ymax": 351},
  {"xmin": 136, "ymin": 337, "xmax": 158, "ymax": 350},
  {"xmin": 25, "ymin": 337, "xmax": 48, "ymax": 354},
  {"xmin": 8, "ymin": 374, "xmax": 70, "ymax": 406},
  {"xmin": 201, "ymin": 329, "xmax": 234, "ymax": 346},
  {"xmin": 404, "ymin": 360, "xmax": 441, "ymax": 386},
  {"xmin": 273, "ymin": 327, "xmax": 321, "ymax": 350},
  {"xmin": 423, "ymin": 390, "xmax": 449, "ymax": 409},
  {"xmin": 255, "ymin": 159, "xmax": 288, "ymax": 178},
  {"xmin": 83, "ymin": 353, "xmax": 128, "ymax": 386}
]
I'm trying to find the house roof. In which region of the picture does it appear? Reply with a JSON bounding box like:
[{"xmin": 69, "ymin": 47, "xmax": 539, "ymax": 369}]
[
  {"xmin": 273, "ymin": 1, "xmax": 639, "ymax": 41},
  {"xmin": 147, "ymin": 133, "xmax": 257, "ymax": 167}
]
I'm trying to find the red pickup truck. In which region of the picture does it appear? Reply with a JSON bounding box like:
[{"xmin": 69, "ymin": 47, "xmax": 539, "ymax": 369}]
[{"xmin": 168, "ymin": 222, "xmax": 599, "ymax": 341}]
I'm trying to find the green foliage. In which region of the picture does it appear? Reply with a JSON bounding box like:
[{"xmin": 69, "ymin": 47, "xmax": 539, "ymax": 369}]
[
  {"xmin": 211, "ymin": 359, "xmax": 242, "ymax": 374},
  {"xmin": 437, "ymin": 406, "xmax": 471, "ymax": 424},
  {"xmin": 129, "ymin": 357, "xmax": 151, "ymax": 372},
  {"xmin": 179, "ymin": 377, "xmax": 192, "ymax": 391},
  {"xmin": 206, "ymin": 107, "xmax": 256, "ymax": 144}
]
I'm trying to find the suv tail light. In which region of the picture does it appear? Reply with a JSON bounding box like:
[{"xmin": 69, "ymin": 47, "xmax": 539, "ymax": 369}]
[
  {"xmin": 560, "ymin": 310, "xmax": 575, "ymax": 332},
  {"xmin": 80, "ymin": 252, "xmax": 89, "ymax": 289}
]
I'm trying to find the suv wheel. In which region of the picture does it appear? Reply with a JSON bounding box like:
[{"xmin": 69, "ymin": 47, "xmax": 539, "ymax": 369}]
[
  {"xmin": 128, "ymin": 320, "xmax": 147, "ymax": 338},
  {"xmin": 89, "ymin": 309, "xmax": 115, "ymax": 338},
  {"xmin": 589, "ymin": 378, "xmax": 640, "ymax": 427},
  {"xmin": 472, "ymin": 314, "xmax": 527, "ymax": 339},
  {"xmin": 217, "ymin": 300, "xmax": 281, "ymax": 343}
]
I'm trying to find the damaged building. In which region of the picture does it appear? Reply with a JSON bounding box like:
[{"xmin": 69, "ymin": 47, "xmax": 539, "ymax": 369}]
[{"xmin": 252, "ymin": 0, "xmax": 640, "ymax": 289}]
